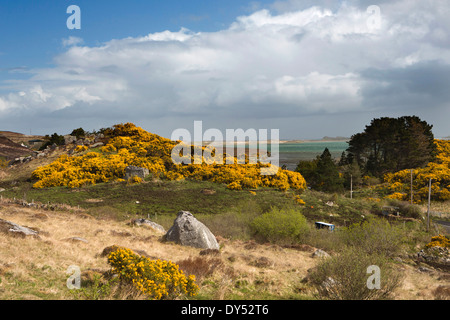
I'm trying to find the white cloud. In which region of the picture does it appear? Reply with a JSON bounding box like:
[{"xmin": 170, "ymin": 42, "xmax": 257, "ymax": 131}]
[
  {"xmin": 1, "ymin": 0, "xmax": 450, "ymax": 137},
  {"xmin": 62, "ymin": 36, "xmax": 84, "ymax": 47}
]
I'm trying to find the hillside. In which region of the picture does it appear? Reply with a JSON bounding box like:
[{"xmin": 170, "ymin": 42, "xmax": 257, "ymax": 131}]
[
  {"xmin": 0, "ymin": 199, "xmax": 448, "ymax": 300},
  {"xmin": 0, "ymin": 131, "xmax": 44, "ymax": 145},
  {"xmin": 0, "ymin": 122, "xmax": 449, "ymax": 301},
  {"xmin": 0, "ymin": 135, "xmax": 33, "ymax": 160}
]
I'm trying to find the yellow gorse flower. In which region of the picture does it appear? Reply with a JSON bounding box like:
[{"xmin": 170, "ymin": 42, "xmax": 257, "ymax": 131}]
[
  {"xmin": 384, "ymin": 139, "xmax": 450, "ymax": 202},
  {"xmin": 31, "ymin": 123, "xmax": 307, "ymax": 192},
  {"xmin": 107, "ymin": 247, "xmax": 198, "ymax": 300}
]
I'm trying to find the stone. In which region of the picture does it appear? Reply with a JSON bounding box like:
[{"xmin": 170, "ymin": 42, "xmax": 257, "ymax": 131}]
[
  {"xmin": 130, "ymin": 218, "xmax": 166, "ymax": 234},
  {"xmin": 417, "ymin": 247, "xmax": 450, "ymax": 271},
  {"xmin": 311, "ymin": 249, "xmax": 331, "ymax": 259},
  {"xmin": 164, "ymin": 211, "xmax": 220, "ymax": 250},
  {"xmin": 124, "ymin": 166, "xmax": 150, "ymax": 180},
  {"xmin": 64, "ymin": 135, "xmax": 77, "ymax": 145},
  {"xmin": 90, "ymin": 142, "xmax": 104, "ymax": 148},
  {"xmin": 64, "ymin": 237, "xmax": 88, "ymax": 243},
  {"xmin": 0, "ymin": 219, "xmax": 40, "ymax": 238}
]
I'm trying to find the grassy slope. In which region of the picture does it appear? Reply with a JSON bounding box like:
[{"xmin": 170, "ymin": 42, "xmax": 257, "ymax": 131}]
[
  {"xmin": 0, "ymin": 199, "xmax": 447, "ymax": 300},
  {"xmin": 1, "ymin": 150, "xmax": 449, "ymax": 300}
]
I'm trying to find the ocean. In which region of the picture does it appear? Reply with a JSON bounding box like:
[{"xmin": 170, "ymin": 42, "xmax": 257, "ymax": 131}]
[
  {"xmin": 221, "ymin": 140, "xmax": 349, "ymax": 171},
  {"xmin": 278, "ymin": 141, "xmax": 349, "ymax": 171}
]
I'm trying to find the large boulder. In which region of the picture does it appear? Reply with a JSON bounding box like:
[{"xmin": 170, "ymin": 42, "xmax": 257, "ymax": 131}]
[
  {"xmin": 124, "ymin": 166, "xmax": 149, "ymax": 180},
  {"xmin": 164, "ymin": 211, "xmax": 219, "ymax": 250}
]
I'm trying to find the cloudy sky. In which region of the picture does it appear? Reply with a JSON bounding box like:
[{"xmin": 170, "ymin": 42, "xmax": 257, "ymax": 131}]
[{"xmin": 1, "ymin": 0, "xmax": 449, "ymax": 140}]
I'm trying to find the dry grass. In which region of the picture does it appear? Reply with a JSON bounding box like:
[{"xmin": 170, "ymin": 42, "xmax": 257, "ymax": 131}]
[
  {"xmin": 0, "ymin": 200, "xmax": 316, "ymax": 299},
  {"xmin": 0, "ymin": 199, "xmax": 449, "ymax": 300}
]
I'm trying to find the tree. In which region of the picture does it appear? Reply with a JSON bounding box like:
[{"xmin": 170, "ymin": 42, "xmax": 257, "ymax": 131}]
[
  {"xmin": 316, "ymin": 148, "xmax": 344, "ymax": 192},
  {"xmin": 71, "ymin": 127, "xmax": 86, "ymax": 139},
  {"xmin": 345, "ymin": 116, "xmax": 435, "ymax": 177},
  {"xmin": 297, "ymin": 148, "xmax": 344, "ymax": 192},
  {"xmin": 39, "ymin": 133, "xmax": 65, "ymax": 150}
]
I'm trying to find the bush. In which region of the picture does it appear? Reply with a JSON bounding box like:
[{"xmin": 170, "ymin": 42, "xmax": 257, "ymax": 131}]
[
  {"xmin": 107, "ymin": 247, "xmax": 199, "ymax": 300},
  {"xmin": 426, "ymin": 234, "xmax": 450, "ymax": 248},
  {"xmin": 308, "ymin": 247, "xmax": 403, "ymax": 300},
  {"xmin": 340, "ymin": 218, "xmax": 404, "ymax": 257},
  {"xmin": 384, "ymin": 199, "xmax": 422, "ymax": 219},
  {"xmin": 250, "ymin": 207, "xmax": 310, "ymax": 245}
]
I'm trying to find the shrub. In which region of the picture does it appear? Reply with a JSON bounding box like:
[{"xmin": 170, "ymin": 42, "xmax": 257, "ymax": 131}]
[
  {"xmin": 426, "ymin": 234, "xmax": 450, "ymax": 248},
  {"xmin": 107, "ymin": 247, "xmax": 199, "ymax": 300},
  {"xmin": 340, "ymin": 218, "xmax": 404, "ymax": 257},
  {"xmin": 308, "ymin": 247, "xmax": 402, "ymax": 300},
  {"xmin": 385, "ymin": 199, "xmax": 423, "ymax": 219},
  {"xmin": 250, "ymin": 207, "xmax": 310, "ymax": 245},
  {"xmin": 176, "ymin": 256, "xmax": 224, "ymax": 281},
  {"xmin": 31, "ymin": 123, "xmax": 307, "ymax": 192},
  {"xmin": 127, "ymin": 176, "xmax": 143, "ymax": 185}
]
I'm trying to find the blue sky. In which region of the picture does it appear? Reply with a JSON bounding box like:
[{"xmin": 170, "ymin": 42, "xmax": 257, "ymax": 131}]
[
  {"xmin": 1, "ymin": 0, "xmax": 450, "ymax": 140},
  {"xmin": 0, "ymin": 0, "xmax": 271, "ymax": 80}
]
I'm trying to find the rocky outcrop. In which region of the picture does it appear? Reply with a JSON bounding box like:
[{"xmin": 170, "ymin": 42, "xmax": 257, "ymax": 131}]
[
  {"xmin": 164, "ymin": 211, "xmax": 219, "ymax": 250},
  {"xmin": 0, "ymin": 219, "xmax": 40, "ymax": 238},
  {"xmin": 417, "ymin": 246, "xmax": 450, "ymax": 271}
]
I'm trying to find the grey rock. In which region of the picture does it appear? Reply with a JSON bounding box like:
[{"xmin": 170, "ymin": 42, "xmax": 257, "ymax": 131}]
[
  {"xmin": 311, "ymin": 249, "xmax": 331, "ymax": 259},
  {"xmin": 164, "ymin": 211, "xmax": 219, "ymax": 250},
  {"xmin": 64, "ymin": 237, "xmax": 89, "ymax": 243},
  {"xmin": 90, "ymin": 142, "xmax": 104, "ymax": 148},
  {"xmin": 124, "ymin": 166, "xmax": 149, "ymax": 180},
  {"xmin": 130, "ymin": 218, "xmax": 166, "ymax": 234},
  {"xmin": 0, "ymin": 219, "xmax": 40, "ymax": 238}
]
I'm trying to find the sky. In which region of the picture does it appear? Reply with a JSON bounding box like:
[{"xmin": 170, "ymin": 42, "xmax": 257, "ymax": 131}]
[{"xmin": 1, "ymin": 0, "xmax": 450, "ymax": 140}]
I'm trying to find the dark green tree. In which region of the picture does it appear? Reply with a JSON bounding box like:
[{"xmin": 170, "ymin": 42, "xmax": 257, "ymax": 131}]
[
  {"xmin": 70, "ymin": 127, "xmax": 86, "ymax": 139},
  {"xmin": 297, "ymin": 148, "xmax": 344, "ymax": 192},
  {"xmin": 315, "ymin": 148, "xmax": 344, "ymax": 193},
  {"xmin": 346, "ymin": 116, "xmax": 435, "ymax": 177}
]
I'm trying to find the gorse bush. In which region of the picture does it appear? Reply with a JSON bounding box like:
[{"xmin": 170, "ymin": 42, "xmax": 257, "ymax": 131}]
[
  {"xmin": 250, "ymin": 207, "xmax": 309, "ymax": 245},
  {"xmin": 31, "ymin": 123, "xmax": 306, "ymax": 192},
  {"xmin": 426, "ymin": 234, "xmax": 450, "ymax": 248},
  {"xmin": 107, "ymin": 247, "xmax": 199, "ymax": 300},
  {"xmin": 384, "ymin": 139, "xmax": 450, "ymax": 202}
]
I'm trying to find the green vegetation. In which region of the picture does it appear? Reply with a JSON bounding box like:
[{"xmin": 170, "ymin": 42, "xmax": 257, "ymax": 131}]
[
  {"xmin": 343, "ymin": 116, "xmax": 435, "ymax": 178},
  {"xmin": 1, "ymin": 117, "xmax": 449, "ymax": 301},
  {"xmin": 250, "ymin": 207, "xmax": 310, "ymax": 245}
]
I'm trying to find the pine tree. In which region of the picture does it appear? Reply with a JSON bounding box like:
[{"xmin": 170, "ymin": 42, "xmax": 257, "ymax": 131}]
[{"xmin": 315, "ymin": 148, "xmax": 344, "ymax": 193}]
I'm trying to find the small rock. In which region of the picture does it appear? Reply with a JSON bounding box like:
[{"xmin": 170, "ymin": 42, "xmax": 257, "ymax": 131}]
[
  {"xmin": 129, "ymin": 218, "xmax": 166, "ymax": 234},
  {"xmin": 312, "ymin": 249, "xmax": 330, "ymax": 259},
  {"xmin": 418, "ymin": 266, "xmax": 434, "ymax": 273},
  {"xmin": 64, "ymin": 237, "xmax": 88, "ymax": 243}
]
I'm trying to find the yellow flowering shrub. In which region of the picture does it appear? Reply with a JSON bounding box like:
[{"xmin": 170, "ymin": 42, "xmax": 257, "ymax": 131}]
[
  {"xmin": 128, "ymin": 176, "xmax": 143, "ymax": 185},
  {"xmin": 384, "ymin": 140, "xmax": 450, "ymax": 202},
  {"xmin": 425, "ymin": 234, "xmax": 450, "ymax": 248},
  {"xmin": 74, "ymin": 145, "xmax": 88, "ymax": 153},
  {"xmin": 31, "ymin": 123, "xmax": 307, "ymax": 192},
  {"xmin": 385, "ymin": 192, "xmax": 407, "ymax": 201},
  {"xmin": 107, "ymin": 247, "xmax": 199, "ymax": 300}
]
